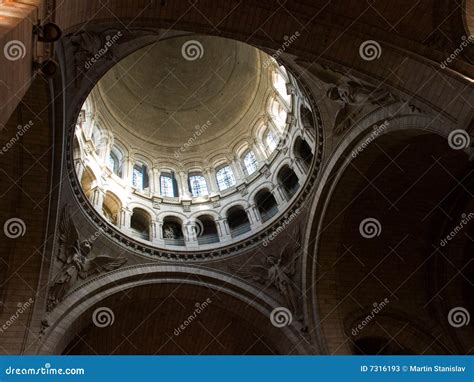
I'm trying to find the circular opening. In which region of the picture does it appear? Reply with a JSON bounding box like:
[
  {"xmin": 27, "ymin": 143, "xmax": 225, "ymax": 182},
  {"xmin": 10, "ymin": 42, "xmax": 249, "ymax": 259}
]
[{"xmin": 72, "ymin": 35, "xmax": 318, "ymax": 252}]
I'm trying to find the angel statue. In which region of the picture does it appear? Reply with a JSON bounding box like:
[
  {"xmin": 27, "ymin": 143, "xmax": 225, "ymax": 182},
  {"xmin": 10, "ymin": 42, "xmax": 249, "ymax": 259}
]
[
  {"xmin": 231, "ymin": 228, "xmax": 302, "ymax": 316},
  {"xmin": 47, "ymin": 206, "xmax": 127, "ymax": 311},
  {"xmin": 305, "ymin": 63, "xmax": 393, "ymax": 135}
]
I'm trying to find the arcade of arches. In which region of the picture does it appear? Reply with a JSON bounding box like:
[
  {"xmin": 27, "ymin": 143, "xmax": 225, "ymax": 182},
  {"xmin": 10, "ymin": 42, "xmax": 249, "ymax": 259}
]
[{"xmin": 0, "ymin": 0, "xmax": 472, "ymax": 355}]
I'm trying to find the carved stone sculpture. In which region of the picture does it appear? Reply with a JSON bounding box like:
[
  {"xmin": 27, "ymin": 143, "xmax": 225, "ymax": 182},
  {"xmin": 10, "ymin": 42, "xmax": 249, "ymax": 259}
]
[
  {"xmin": 230, "ymin": 227, "xmax": 302, "ymax": 316},
  {"xmin": 305, "ymin": 63, "xmax": 394, "ymax": 134},
  {"xmin": 47, "ymin": 205, "xmax": 127, "ymax": 311}
]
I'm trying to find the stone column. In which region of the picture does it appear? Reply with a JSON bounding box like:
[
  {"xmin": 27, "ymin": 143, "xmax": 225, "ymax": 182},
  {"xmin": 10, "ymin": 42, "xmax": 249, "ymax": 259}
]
[
  {"xmin": 217, "ymin": 218, "xmax": 232, "ymax": 242},
  {"xmin": 152, "ymin": 167, "xmax": 160, "ymax": 196},
  {"xmin": 179, "ymin": 171, "xmax": 192, "ymax": 199},
  {"xmin": 251, "ymin": 139, "xmax": 266, "ymax": 164},
  {"xmin": 91, "ymin": 187, "xmax": 105, "ymax": 211},
  {"xmin": 185, "ymin": 222, "xmax": 198, "ymax": 248},
  {"xmin": 152, "ymin": 219, "xmax": 165, "ymax": 246},
  {"xmin": 232, "ymin": 155, "xmax": 244, "ymax": 183},
  {"xmin": 272, "ymin": 186, "xmax": 285, "ymax": 205},
  {"xmin": 124, "ymin": 156, "xmax": 134, "ymax": 186},
  {"xmin": 205, "ymin": 167, "xmax": 217, "ymax": 194},
  {"xmin": 292, "ymin": 161, "xmax": 305, "ymax": 180},
  {"xmin": 121, "ymin": 207, "xmax": 132, "ymax": 229}
]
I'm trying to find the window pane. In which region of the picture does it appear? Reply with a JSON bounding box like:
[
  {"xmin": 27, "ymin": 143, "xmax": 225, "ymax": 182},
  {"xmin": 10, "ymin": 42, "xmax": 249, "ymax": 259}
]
[
  {"xmin": 266, "ymin": 131, "xmax": 278, "ymax": 153},
  {"xmin": 108, "ymin": 153, "xmax": 117, "ymax": 173},
  {"xmin": 160, "ymin": 175, "xmax": 174, "ymax": 197},
  {"xmin": 243, "ymin": 151, "xmax": 258, "ymax": 175},
  {"xmin": 189, "ymin": 175, "xmax": 209, "ymax": 197},
  {"xmin": 133, "ymin": 165, "xmax": 144, "ymax": 190},
  {"xmin": 216, "ymin": 166, "xmax": 236, "ymax": 191}
]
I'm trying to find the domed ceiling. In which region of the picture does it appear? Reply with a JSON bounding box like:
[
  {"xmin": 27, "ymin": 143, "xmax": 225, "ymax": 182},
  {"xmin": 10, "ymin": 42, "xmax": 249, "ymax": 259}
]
[{"xmin": 93, "ymin": 35, "xmax": 271, "ymax": 160}]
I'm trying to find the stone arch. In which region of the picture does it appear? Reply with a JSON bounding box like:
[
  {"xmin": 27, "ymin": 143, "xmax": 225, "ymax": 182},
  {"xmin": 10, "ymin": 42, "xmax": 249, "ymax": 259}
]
[
  {"xmin": 37, "ymin": 266, "xmax": 309, "ymax": 355},
  {"xmin": 302, "ymin": 115, "xmax": 469, "ymax": 354}
]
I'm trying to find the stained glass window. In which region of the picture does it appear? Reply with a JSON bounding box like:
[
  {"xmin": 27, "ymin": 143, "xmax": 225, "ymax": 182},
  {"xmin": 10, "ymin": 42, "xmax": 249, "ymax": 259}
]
[
  {"xmin": 189, "ymin": 175, "xmax": 209, "ymax": 197},
  {"xmin": 216, "ymin": 166, "xmax": 236, "ymax": 191},
  {"xmin": 243, "ymin": 151, "xmax": 258, "ymax": 175},
  {"xmin": 160, "ymin": 174, "xmax": 175, "ymax": 197}
]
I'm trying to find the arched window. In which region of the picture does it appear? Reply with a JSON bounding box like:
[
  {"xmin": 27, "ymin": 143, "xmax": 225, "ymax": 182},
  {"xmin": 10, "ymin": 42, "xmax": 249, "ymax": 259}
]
[
  {"xmin": 130, "ymin": 208, "xmax": 151, "ymax": 241},
  {"xmin": 132, "ymin": 162, "xmax": 149, "ymax": 191},
  {"xmin": 162, "ymin": 216, "xmax": 185, "ymax": 246},
  {"xmin": 255, "ymin": 189, "xmax": 278, "ymax": 222},
  {"xmin": 243, "ymin": 150, "xmax": 258, "ymax": 176},
  {"xmin": 102, "ymin": 191, "xmax": 121, "ymax": 226},
  {"xmin": 107, "ymin": 146, "xmax": 123, "ymax": 177},
  {"xmin": 188, "ymin": 174, "xmax": 208, "ymax": 197},
  {"xmin": 216, "ymin": 165, "xmax": 236, "ymax": 191},
  {"xmin": 160, "ymin": 172, "xmax": 176, "ymax": 197},
  {"xmin": 277, "ymin": 165, "xmax": 299, "ymax": 199},
  {"xmin": 91, "ymin": 126, "xmax": 106, "ymax": 155},
  {"xmin": 294, "ymin": 136, "xmax": 313, "ymax": 170},
  {"xmin": 265, "ymin": 130, "xmax": 278, "ymax": 153},
  {"xmin": 270, "ymin": 98, "xmax": 287, "ymax": 130},
  {"xmin": 227, "ymin": 206, "xmax": 251, "ymax": 237},
  {"xmin": 195, "ymin": 215, "xmax": 219, "ymax": 245}
]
